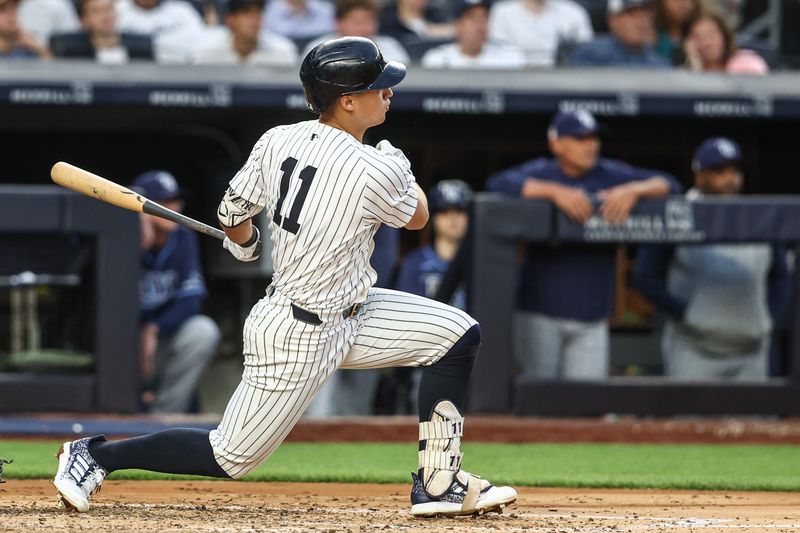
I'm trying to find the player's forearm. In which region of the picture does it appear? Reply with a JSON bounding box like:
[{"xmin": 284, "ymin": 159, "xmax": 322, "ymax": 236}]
[
  {"xmin": 222, "ymin": 219, "xmax": 255, "ymax": 245},
  {"xmin": 626, "ymin": 177, "xmax": 672, "ymax": 199},
  {"xmin": 521, "ymin": 178, "xmax": 566, "ymax": 201},
  {"xmin": 405, "ymin": 183, "xmax": 429, "ymax": 230}
]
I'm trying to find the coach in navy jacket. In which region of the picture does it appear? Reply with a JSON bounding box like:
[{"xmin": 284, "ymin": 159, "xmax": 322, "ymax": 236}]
[{"xmin": 487, "ymin": 109, "xmax": 681, "ymax": 381}]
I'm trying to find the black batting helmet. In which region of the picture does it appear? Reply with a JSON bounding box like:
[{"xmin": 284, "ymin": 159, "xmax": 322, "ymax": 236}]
[{"xmin": 299, "ymin": 37, "xmax": 406, "ymax": 115}]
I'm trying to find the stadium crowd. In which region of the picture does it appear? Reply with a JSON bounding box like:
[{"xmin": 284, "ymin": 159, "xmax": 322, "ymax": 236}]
[{"xmin": 0, "ymin": 0, "xmax": 790, "ymax": 71}]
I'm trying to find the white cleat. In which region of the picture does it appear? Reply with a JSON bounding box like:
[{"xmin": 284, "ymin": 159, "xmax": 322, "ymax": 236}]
[
  {"xmin": 410, "ymin": 470, "xmax": 517, "ymax": 517},
  {"xmin": 53, "ymin": 436, "xmax": 107, "ymax": 512}
]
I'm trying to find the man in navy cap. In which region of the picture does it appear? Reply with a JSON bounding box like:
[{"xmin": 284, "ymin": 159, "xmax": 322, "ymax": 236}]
[
  {"xmin": 133, "ymin": 170, "xmax": 221, "ymax": 412},
  {"xmin": 569, "ymin": 0, "xmax": 670, "ymax": 67},
  {"xmin": 633, "ymin": 138, "xmax": 790, "ymax": 380},
  {"xmin": 487, "ymin": 109, "xmax": 680, "ymax": 381}
]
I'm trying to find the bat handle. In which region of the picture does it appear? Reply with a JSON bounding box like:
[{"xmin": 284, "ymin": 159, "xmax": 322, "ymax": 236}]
[{"xmin": 142, "ymin": 202, "xmax": 227, "ymax": 241}]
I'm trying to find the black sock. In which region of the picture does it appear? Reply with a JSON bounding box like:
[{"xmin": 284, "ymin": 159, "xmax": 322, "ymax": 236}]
[
  {"xmin": 418, "ymin": 324, "xmax": 479, "ymax": 420},
  {"xmin": 88, "ymin": 429, "xmax": 230, "ymax": 478}
]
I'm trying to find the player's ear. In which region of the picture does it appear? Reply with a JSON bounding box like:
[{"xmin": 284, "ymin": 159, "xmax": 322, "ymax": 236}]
[{"xmin": 340, "ymin": 94, "xmax": 357, "ymax": 112}]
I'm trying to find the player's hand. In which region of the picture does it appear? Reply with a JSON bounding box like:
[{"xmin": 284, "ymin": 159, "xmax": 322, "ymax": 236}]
[
  {"xmin": 550, "ymin": 186, "xmax": 593, "ymax": 224},
  {"xmin": 223, "ymin": 226, "xmax": 262, "ymax": 262},
  {"xmin": 598, "ymin": 184, "xmax": 639, "ymax": 224},
  {"xmin": 139, "ymin": 323, "xmax": 159, "ymax": 380},
  {"xmin": 376, "ymin": 140, "xmax": 411, "ymax": 169}
]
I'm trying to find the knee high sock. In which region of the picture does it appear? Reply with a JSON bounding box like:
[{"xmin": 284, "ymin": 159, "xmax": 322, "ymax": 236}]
[
  {"xmin": 418, "ymin": 324, "xmax": 480, "ymax": 421},
  {"xmin": 88, "ymin": 429, "xmax": 230, "ymax": 478}
]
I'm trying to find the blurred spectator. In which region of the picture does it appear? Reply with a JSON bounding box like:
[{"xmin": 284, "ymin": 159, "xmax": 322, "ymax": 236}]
[
  {"xmin": 654, "ymin": 0, "xmax": 700, "ymax": 64},
  {"xmin": 488, "ymin": 0, "xmax": 593, "ymax": 67},
  {"xmin": 421, "ymin": 0, "xmax": 525, "ymax": 69},
  {"xmin": 133, "ymin": 170, "xmax": 220, "ymax": 413},
  {"xmin": 487, "ymin": 110, "xmax": 680, "ymax": 381},
  {"xmin": 632, "ymin": 138, "xmax": 790, "ymax": 381},
  {"xmin": 50, "ymin": 0, "xmax": 154, "ymax": 64},
  {"xmin": 0, "ymin": 0, "xmax": 47, "ymax": 58},
  {"xmin": 302, "ymin": 0, "xmax": 410, "ymax": 63},
  {"xmin": 569, "ymin": 0, "xmax": 671, "ymax": 67},
  {"xmin": 683, "ymin": 12, "xmax": 768, "ymax": 74},
  {"xmin": 263, "ymin": 0, "xmax": 335, "ymax": 40},
  {"xmin": 18, "ymin": 0, "xmax": 79, "ymax": 45},
  {"xmin": 193, "ymin": 0, "xmax": 297, "ymax": 65},
  {"xmin": 379, "ymin": 0, "xmax": 453, "ymax": 41},
  {"xmin": 116, "ymin": 0, "xmax": 207, "ymax": 63}
]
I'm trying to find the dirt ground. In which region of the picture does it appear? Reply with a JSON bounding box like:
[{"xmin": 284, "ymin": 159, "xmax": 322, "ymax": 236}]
[{"xmin": 2, "ymin": 480, "xmax": 800, "ymax": 533}]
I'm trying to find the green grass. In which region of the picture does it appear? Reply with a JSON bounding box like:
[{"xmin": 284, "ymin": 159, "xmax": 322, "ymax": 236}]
[{"xmin": 2, "ymin": 440, "xmax": 800, "ymax": 491}]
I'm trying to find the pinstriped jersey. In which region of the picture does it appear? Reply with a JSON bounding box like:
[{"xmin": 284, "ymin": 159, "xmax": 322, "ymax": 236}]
[{"xmin": 222, "ymin": 119, "xmax": 418, "ymax": 311}]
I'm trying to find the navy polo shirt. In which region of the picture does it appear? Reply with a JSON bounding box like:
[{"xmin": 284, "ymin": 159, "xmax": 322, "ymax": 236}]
[
  {"xmin": 486, "ymin": 157, "xmax": 681, "ymax": 321},
  {"xmin": 569, "ymin": 35, "xmax": 671, "ymax": 68}
]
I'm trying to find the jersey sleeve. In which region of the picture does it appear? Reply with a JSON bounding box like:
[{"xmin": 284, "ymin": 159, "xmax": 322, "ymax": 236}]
[
  {"xmin": 218, "ymin": 133, "xmax": 269, "ymax": 227},
  {"xmin": 361, "ymin": 151, "xmax": 419, "ymax": 228}
]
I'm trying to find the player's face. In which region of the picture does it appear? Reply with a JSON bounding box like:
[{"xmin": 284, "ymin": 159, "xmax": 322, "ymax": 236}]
[
  {"xmin": 695, "ymin": 165, "xmax": 743, "ymax": 196},
  {"xmin": 609, "ymin": 7, "xmax": 654, "ymax": 48},
  {"xmin": 349, "ymin": 87, "xmax": 393, "ymax": 126},
  {"xmin": 150, "ymin": 197, "xmax": 183, "ymax": 232},
  {"xmin": 81, "ymin": 0, "xmax": 117, "ymax": 36},
  {"xmin": 433, "ymin": 208, "xmax": 468, "ymax": 242},
  {"xmin": 455, "ymin": 6, "xmax": 488, "ymax": 53},
  {"xmin": 689, "ymin": 17, "xmax": 725, "ymax": 66},
  {"xmin": 551, "ymin": 134, "xmax": 600, "ymax": 175},
  {"xmin": 226, "ymin": 6, "xmax": 263, "ymax": 42},
  {"xmin": 336, "ymin": 8, "xmax": 378, "ymax": 38}
]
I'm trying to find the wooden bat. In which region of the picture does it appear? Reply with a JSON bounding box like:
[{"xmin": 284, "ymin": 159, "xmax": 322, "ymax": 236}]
[{"xmin": 50, "ymin": 161, "xmax": 226, "ymax": 241}]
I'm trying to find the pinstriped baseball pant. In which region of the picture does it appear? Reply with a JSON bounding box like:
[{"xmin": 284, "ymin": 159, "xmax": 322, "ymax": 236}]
[{"xmin": 209, "ymin": 287, "xmax": 476, "ymax": 478}]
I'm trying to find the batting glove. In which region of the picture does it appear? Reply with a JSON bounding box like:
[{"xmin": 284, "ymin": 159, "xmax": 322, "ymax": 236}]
[
  {"xmin": 376, "ymin": 140, "xmax": 411, "ymax": 170},
  {"xmin": 223, "ymin": 226, "xmax": 262, "ymax": 262}
]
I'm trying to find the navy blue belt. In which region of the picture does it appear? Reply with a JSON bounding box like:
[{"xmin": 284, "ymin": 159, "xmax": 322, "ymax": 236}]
[{"xmin": 267, "ymin": 286, "xmax": 362, "ymax": 325}]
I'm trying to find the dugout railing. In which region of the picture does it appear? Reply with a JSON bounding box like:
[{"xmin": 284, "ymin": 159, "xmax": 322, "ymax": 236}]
[{"xmin": 468, "ymin": 194, "xmax": 800, "ymax": 416}]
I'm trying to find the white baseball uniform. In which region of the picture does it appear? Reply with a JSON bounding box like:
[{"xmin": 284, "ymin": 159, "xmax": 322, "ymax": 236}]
[{"xmin": 211, "ymin": 119, "xmax": 476, "ymax": 478}]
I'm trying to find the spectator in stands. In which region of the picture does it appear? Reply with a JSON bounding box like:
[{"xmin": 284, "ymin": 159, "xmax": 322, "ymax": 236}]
[
  {"xmin": 569, "ymin": 0, "xmax": 671, "ymax": 67},
  {"xmin": 263, "ymin": 0, "xmax": 335, "ymax": 40},
  {"xmin": 18, "ymin": 0, "xmax": 79, "ymax": 46},
  {"xmin": 486, "ymin": 110, "xmax": 680, "ymax": 381},
  {"xmin": 116, "ymin": 0, "xmax": 207, "ymax": 63},
  {"xmin": 50, "ymin": 0, "xmax": 154, "ymax": 64},
  {"xmin": 421, "ymin": 0, "xmax": 525, "ymax": 69},
  {"xmin": 379, "ymin": 0, "xmax": 453, "ymax": 42},
  {"xmin": 683, "ymin": 12, "xmax": 768, "ymax": 74},
  {"xmin": 132, "ymin": 170, "xmax": 220, "ymax": 413},
  {"xmin": 488, "ymin": 0, "xmax": 593, "ymax": 67},
  {"xmin": 653, "ymin": 0, "xmax": 700, "ymax": 64},
  {"xmin": 632, "ymin": 138, "xmax": 790, "ymax": 381},
  {"xmin": 302, "ymin": 0, "xmax": 409, "ymax": 63},
  {"xmin": 0, "ymin": 0, "xmax": 47, "ymax": 58},
  {"xmin": 193, "ymin": 0, "xmax": 297, "ymax": 65}
]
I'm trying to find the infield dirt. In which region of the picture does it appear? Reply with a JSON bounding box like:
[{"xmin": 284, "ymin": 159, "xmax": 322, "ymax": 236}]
[{"xmin": 2, "ymin": 479, "xmax": 800, "ymax": 532}]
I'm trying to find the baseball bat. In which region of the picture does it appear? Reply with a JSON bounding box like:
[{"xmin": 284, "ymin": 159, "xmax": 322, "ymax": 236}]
[{"xmin": 50, "ymin": 161, "xmax": 226, "ymax": 241}]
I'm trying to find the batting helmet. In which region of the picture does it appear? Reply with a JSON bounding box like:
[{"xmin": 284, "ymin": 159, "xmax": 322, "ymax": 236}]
[
  {"xmin": 428, "ymin": 180, "xmax": 473, "ymax": 214},
  {"xmin": 299, "ymin": 37, "xmax": 407, "ymax": 115}
]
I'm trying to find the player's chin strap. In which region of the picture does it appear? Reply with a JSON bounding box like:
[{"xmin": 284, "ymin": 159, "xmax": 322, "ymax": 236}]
[{"xmin": 418, "ymin": 400, "xmax": 481, "ymax": 513}]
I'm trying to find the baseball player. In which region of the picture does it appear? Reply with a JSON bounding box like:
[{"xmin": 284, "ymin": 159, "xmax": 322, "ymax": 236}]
[{"xmin": 53, "ymin": 36, "xmax": 516, "ymax": 518}]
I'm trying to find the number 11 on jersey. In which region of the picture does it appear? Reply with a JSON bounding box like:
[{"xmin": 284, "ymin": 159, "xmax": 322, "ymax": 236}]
[{"xmin": 273, "ymin": 157, "xmax": 317, "ymax": 235}]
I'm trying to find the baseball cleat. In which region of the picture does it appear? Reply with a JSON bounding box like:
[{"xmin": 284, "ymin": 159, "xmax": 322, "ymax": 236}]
[
  {"xmin": 410, "ymin": 470, "xmax": 517, "ymax": 517},
  {"xmin": 53, "ymin": 436, "xmax": 107, "ymax": 512}
]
